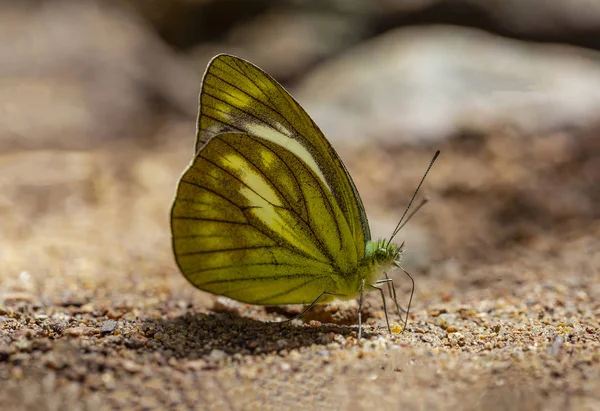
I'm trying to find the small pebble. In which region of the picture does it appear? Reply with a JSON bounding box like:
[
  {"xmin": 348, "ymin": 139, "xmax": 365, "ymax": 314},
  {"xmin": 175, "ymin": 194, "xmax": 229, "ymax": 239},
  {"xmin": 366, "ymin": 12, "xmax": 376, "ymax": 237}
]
[
  {"xmin": 207, "ymin": 349, "xmax": 227, "ymax": 362},
  {"xmin": 122, "ymin": 360, "xmax": 142, "ymax": 373},
  {"xmin": 107, "ymin": 311, "xmax": 123, "ymax": 319},
  {"xmin": 63, "ymin": 326, "xmax": 97, "ymax": 337},
  {"xmin": 547, "ymin": 334, "xmax": 564, "ymax": 357},
  {"xmin": 63, "ymin": 327, "xmax": 85, "ymax": 337},
  {"xmin": 3, "ymin": 292, "xmax": 37, "ymax": 304},
  {"xmin": 80, "ymin": 303, "xmax": 95, "ymax": 313},
  {"xmin": 101, "ymin": 320, "xmax": 117, "ymax": 335},
  {"xmin": 429, "ymin": 307, "xmax": 447, "ymax": 317},
  {"xmin": 185, "ymin": 359, "xmax": 208, "ymax": 370}
]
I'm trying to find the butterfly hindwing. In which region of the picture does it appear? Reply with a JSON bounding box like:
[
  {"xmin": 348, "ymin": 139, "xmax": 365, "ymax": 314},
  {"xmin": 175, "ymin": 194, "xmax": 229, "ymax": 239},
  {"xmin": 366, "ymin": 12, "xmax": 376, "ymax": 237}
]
[{"xmin": 172, "ymin": 132, "xmax": 356, "ymax": 304}]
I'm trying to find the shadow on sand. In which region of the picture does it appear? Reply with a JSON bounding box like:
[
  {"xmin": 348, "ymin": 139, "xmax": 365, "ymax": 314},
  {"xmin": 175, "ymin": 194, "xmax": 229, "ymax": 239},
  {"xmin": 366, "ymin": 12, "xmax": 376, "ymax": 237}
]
[{"xmin": 140, "ymin": 311, "xmax": 371, "ymax": 360}]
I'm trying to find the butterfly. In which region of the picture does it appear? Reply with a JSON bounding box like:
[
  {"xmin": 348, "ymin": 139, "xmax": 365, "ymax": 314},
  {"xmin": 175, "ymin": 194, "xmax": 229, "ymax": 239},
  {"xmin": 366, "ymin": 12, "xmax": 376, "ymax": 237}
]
[{"xmin": 170, "ymin": 54, "xmax": 439, "ymax": 338}]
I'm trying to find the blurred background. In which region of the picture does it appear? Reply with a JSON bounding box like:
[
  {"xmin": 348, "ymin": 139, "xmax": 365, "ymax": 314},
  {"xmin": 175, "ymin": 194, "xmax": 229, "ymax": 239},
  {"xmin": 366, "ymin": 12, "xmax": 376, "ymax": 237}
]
[
  {"xmin": 1, "ymin": 1, "xmax": 600, "ymax": 409},
  {"xmin": 1, "ymin": 0, "xmax": 599, "ymax": 310}
]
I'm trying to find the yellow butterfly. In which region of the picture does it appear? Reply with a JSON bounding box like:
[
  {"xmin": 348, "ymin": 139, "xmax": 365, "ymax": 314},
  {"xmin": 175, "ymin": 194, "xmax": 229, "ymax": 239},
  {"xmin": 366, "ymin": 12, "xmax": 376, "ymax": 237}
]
[{"xmin": 170, "ymin": 54, "xmax": 438, "ymax": 338}]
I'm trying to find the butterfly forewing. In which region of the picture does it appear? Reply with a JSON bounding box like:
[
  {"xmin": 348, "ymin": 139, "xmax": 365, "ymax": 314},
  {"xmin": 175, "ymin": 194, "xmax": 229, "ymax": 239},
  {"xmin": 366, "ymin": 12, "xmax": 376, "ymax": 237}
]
[{"xmin": 196, "ymin": 55, "xmax": 370, "ymax": 259}]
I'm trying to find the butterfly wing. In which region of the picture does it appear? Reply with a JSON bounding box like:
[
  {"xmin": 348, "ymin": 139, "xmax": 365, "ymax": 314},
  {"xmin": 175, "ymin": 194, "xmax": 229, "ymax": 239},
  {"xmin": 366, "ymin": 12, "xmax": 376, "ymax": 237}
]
[
  {"xmin": 171, "ymin": 54, "xmax": 370, "ymax": 304},
  {"xmin": 197, "ymin": 54, "xmax": 370, "ymax": 254}
]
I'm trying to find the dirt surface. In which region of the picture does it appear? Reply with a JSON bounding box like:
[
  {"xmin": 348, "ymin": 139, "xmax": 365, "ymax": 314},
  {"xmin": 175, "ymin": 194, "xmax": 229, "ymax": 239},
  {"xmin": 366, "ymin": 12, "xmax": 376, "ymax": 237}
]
[{"xmin": 0, "ymin": 131, "xmax": 599, "ymax": 410}]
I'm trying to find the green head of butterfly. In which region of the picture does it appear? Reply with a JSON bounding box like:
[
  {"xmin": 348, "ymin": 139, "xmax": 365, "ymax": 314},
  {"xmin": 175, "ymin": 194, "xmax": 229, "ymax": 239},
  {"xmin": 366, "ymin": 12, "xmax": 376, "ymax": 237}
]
[{"xmin": 365, "ymin": 239, "xmax": 403, "ymax": 265}]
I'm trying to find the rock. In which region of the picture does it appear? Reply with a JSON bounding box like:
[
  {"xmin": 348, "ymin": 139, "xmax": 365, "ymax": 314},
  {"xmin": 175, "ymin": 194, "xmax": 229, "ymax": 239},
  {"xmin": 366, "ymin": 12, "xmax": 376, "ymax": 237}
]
[
  {"xmin": 546, "ymin": 334, "xmax": 564, "ymax": 357},
  {"xmin": 457, "ymin": 0, "xmax": 600, "ymax": 37},
  {"xmin": 124, "ymin": 0, "xmax": 600, "ymax": 50},
  {"xmin": 0, "ymin": 344, "xmax": 9, "ymax": 362},
  {"xmin": 207, "ymin": 349, "xmax": 227, "ymax": 362},
  {"xmin": 63, "ymin": 327, "xmax": 97, "ymax": 337},
  {"xmin": 295, "ymin": 26, "xmax": 600, "ymax": 147},
  {"xmin": 101, "ymin": 320, "xmax": 118, "ymax": 335},
  {"xmin": 122, "ymin": 360, "xmax": 142, "ymax": 373},
  {"xmin": 63, "ymin": 327, "xmax": 85, "ymax": 337},
  {"xmin": 191, "ymin": 9, "xmax": 365, "ymax": 83},
  {"xmin": 211, "ymin": 297, "xmax": 243, "ymax": 316},
  {"xmin": 2, "ymin": 292, "xmax": 38, "ymax": 304},
  {"xmin": 184, "ymin": 359, "xmax": 208, "ymax": 371},
  {"xmin": 0, "ymin": 1, "xmax": 197, "ymax": 150}
]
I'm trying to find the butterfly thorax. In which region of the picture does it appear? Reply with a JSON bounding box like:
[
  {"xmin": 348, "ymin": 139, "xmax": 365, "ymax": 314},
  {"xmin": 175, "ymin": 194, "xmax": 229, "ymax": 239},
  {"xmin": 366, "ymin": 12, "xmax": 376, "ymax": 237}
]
[
  {"xmin": 362, "ymin": 239, "xmax": 403, "ymax": 282},
  {"xmin": 330, "ymin": 239, "xmax": 403, "ymax": 300}
]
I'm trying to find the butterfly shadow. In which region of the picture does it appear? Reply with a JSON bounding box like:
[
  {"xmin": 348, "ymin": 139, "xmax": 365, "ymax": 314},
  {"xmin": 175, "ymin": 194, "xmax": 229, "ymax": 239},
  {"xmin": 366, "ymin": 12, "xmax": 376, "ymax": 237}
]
[{"xmin": 141, "ymin": 311, "xmax": 373, "ymax": 361}]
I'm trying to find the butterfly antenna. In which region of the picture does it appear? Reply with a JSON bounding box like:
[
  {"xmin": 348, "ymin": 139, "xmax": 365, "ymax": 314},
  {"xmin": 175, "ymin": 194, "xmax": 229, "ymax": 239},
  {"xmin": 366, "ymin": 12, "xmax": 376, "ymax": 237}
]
[
  {"xmin": 392, "ymin": 197, "xmax": 428, "ymax": 236},
  {"xmin": 388, "ymin": 150, "xmax": 440, "ymax": 244}
]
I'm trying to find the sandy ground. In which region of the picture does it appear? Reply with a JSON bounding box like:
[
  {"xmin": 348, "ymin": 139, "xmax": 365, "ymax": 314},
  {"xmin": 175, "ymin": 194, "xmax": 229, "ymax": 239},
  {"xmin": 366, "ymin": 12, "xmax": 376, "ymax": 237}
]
[{"xmin": 0, "ymin": 132, "xmax": 599, "ymax": 410}]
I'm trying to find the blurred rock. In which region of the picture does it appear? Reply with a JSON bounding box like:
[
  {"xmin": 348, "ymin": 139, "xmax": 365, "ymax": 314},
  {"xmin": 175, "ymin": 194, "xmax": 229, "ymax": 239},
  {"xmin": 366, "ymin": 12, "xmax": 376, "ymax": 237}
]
[
  {"xmin": 190, "ymin": 9, "xmax": 367, "ymax": 82},
  {"xmin": 295, "ymin": 25, "xmax": 600, "ymax": 147},
  {"xmin": 0, "ymin": 1, "xmax": 197, "ymax": 150},
  {"xmin": 281, "ymin": 0, "xmax": 600, "ymax": 42},
  {"xmin": 117, "ymin": 0, "xmax": 267, "ymax": 49},
  {"xmin": 462, "ymin": 0, "xmax": 600, "ymax": 37},
  {"xmin": 4, "ymin": 1, "xmax": 600, "ymax": 152}
]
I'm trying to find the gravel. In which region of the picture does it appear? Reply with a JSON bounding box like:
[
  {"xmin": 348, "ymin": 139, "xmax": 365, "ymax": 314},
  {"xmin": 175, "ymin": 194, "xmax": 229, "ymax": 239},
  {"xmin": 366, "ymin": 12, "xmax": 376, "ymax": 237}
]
[{"xmin": 1, "ymin": 140, "xmax": 598, "ymax": 410}]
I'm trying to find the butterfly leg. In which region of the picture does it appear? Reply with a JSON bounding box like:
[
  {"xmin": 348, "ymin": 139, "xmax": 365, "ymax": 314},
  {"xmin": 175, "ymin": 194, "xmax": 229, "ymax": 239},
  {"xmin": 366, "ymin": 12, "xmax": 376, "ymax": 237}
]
[
  {"xmin": 368, "ymin": 284, "xmax": 392, "ymax": 335},
  {"xmin": 374, "ymin": 279, "xmax": 411, "ymax": 332},
  {"xmin": 358, "ymin": 279, "xmax": 365, "ymax": 340},
  {"xmin": 376, "ymin": 263, "xmax": 415, "ymax": 333},
  {"xmin": 375, "ymin": 278, "xmax": 410, "ymax": 333},
  {"xmin": 398, "ymin": 265, "xmax": 415, "ymax": 333},
  {"xmin": 382, "ymin": 272, "xmax": 403, "ymax": 317},
  {"xmin": 376, "ymin": 277, "xmax": 401, "ymax": 325},
  {"xmin": 279, "ymin": 291, "xmax": 341, "ymax": 323}
]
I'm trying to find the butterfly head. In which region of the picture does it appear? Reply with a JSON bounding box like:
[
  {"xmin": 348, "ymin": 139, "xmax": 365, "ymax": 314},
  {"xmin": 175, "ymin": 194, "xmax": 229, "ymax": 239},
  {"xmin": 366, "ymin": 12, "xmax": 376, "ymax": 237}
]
[
  {"xmin": 366, "ymin": 239, "xmax": 404, "ymax": 265},
  {"xmin": 359, "ymin": 239, "xmax": 404, "ymax": 288}
]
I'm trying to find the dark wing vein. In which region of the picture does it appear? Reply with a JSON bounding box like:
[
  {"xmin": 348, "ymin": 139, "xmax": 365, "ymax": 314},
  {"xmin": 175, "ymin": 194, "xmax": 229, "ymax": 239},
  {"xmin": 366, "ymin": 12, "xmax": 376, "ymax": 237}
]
[
  {"xmin": 198, "ymin": 273, "xmax": 328, "ymax": 286},
  {"xmin": 244, "ymin": 136, "xmax": 341, "ymax": 262},
  {"xmin": 199, "ymin": 112, "xmax": 245, "ymax": 133},
  {"xmin": 215, "ymin": 136, "xmax": 294, "ymax": 213},
  {"xmin": 255, "ymin": 277, "xmax": 322, "ymax": 304},
  {"xmin": 209, "ymin": 61, "xmax": 322, "ymax": 156},
  {"xmin": 212, "ymin": 59, "xmax": 348, "ymax": 248},
  {"xmin": 199, "ymin": 153, "xmax": 282, "ymax": 209},
  {"xmin": 175, "ymin": 197, "xmax": 258, "ymax": 212},
  {"xmin": 179, "ymin": 179, "xmax": 245, "ymax": 210},
  {"xmin": 174, "ymin": 233, "xmax": 234, "ymax": 240},
  {"xmin": 203, "ymin": 88, "xmax": 298, "ymax": 145},
  {"xmin": 205, "ymin": 72, "xmax": 304, "ymax": 141},
  {"xmin": 216, "ymin": 60, "xmax": 318, "ymax": 146},
  {"xmin": 186, "ymin": 149, "xmax": 330, "ymax": 264},
  {"xmin": 185, "ymin": 262, "xmax": 306, "ymax": 275},
  {"xmin": 172, "ymin": 216, "xmax": 248, "ymax": 225},
  {"xmin": 250, "ymin": 137, "xmax": 310, "ymax": 225},
  {"xmin": 177, "ymin": 245, "xmax": 276, "ymax": 257},
  {"xmin": 216, "ymin": 135, "xmax": 339, "ymax": 264}
]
